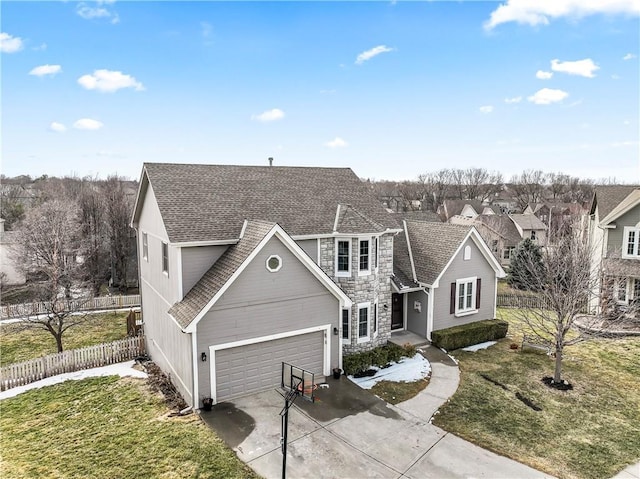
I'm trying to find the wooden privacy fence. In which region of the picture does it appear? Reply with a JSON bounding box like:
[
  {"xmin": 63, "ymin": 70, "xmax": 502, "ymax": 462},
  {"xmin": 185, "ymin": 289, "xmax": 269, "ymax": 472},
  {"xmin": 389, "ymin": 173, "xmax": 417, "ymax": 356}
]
[
  {"xmin": 0, "ymin": 335, "xmax": 146, "ymax": 391},
  {"xmin": 0, "ymin": 294, "xmax": 141, "ymax": 319}
]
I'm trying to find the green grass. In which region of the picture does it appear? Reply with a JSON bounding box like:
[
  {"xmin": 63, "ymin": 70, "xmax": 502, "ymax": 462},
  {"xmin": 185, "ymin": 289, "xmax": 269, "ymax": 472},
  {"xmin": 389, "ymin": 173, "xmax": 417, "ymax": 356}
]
[
  {"xmin": 371, "ymin": 378, "xmax": 430, "ymax": 404},
  {"xmin": 433, "ymin": 308, "xmax": 640, "ymax": 479},
  {"xmin": 0, "ymin": 376, "xmax": 260, "ymax": 479},
  {"xmin": 0, "ymin": 311, "xmax": 129, "ymax": 366}
]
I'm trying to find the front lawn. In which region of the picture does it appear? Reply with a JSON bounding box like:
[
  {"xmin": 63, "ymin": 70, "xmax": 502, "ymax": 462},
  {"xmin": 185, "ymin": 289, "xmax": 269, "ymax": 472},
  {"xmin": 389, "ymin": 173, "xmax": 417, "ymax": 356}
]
[
  {"xmin": 433, "ymin": 308, "xmax": 640, "ymax": 479},
  {"xmin": 0, "ymin": 375, "xmax": 259, "ymax": 479},
  {"xmin": 0, "ymin": 311, "xmax": 129, "ymax": 366}
]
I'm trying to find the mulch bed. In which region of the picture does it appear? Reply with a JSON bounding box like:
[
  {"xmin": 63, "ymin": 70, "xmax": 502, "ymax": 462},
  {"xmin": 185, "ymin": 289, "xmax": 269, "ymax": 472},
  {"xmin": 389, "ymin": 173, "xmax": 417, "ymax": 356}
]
[{"xmin": 542, "ymin": 376, "xmax": 574, "ymax": 391}]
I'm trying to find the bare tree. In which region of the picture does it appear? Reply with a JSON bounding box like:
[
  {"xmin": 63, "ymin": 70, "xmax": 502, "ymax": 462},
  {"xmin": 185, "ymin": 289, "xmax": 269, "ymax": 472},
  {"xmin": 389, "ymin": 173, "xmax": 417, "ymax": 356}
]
[
  {"xmin": 78, "ymin": 180, "xmax": 109, "ymax": 295},
  {"xmin": 510, "ymin": 169, "xmax": 547, "ymax": 211},
  {"xmin": 510, "ymin": 231, "xmax": 632, "ymax": 386},
  {"xmin": 0, "ymin": 185, "xmax": 26, "ymax": 230},
  {"xmin": 12, "ymin": 200, "xmax": 91, "ymax": 352},
  {"xmin": 102, "ymin": 175, "xmax": 135, "ymax": 292},
  {"xmin": 417, "ymin": 169, "xmax": 452, "ymax": 212}
]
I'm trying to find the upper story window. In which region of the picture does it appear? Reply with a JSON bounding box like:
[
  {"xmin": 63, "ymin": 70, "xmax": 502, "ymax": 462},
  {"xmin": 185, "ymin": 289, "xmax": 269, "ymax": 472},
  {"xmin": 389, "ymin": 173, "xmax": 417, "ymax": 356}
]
[
  {"xmin": 359, "ymin": 239, "xmax": 370, "ymax": 275},
  {"xmin": 162, "ymin": 242, "xmax": 169, "ymax": 275},
  {"xmin": 336, "ymin": 239, "xmax": 351, "ymax": 277},
  {"xmin": 531, "ymin": 231, "xmax": 537, "ymax": 240},
  {"xmin": 266, "ymin": 255, "xmax": 282, "ymax": 272},
  {"xmin": 142, "ymin": 232, "xmax": 148, "ymax": 261},
  {"xmin": 373, "ymin": 237, "xmax": 379, "ymax": 270},
  {"xmin": 623, "ymin": 227, "xmax": 640, "ymax": 258},
  {"xmin": 463, "ymin": 245, "xmax": 471, "ymax": 260}
]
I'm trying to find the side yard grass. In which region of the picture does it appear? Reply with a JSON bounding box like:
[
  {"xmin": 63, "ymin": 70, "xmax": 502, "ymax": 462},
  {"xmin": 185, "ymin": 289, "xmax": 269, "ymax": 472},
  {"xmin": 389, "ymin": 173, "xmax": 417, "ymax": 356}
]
[
  {"xmin": 0, "ymin": 375, "xmax": 259, "ymax": 479},
  {"xmin": 433, "ymin": 308, "xmax": 640, "ymax": 479},
  {"xmin": 0, "ymin": 311, "xmax": 129, "ymax": 366}
]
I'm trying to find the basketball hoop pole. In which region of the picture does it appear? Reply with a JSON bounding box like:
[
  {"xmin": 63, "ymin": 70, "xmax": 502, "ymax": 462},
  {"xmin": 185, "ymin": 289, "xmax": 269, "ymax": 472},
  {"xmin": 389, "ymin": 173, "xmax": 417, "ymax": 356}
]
[{"xmin": 280, "ymin": 389, "xmax": 298, "ymax": 479}]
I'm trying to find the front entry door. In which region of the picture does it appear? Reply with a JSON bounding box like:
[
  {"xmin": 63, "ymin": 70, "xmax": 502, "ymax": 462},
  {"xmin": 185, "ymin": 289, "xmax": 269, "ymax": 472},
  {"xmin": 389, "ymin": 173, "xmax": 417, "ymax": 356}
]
[{"xmin": 391, "ymin": 293, "xmax": 404, "ymax": 330}]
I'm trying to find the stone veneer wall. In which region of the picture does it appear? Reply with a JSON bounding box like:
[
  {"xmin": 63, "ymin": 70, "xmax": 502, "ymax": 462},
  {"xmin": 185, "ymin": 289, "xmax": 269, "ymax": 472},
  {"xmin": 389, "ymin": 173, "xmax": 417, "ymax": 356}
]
[{"xmin": 318, "ymin": 234, "xmax": 394, "ymax": 354}]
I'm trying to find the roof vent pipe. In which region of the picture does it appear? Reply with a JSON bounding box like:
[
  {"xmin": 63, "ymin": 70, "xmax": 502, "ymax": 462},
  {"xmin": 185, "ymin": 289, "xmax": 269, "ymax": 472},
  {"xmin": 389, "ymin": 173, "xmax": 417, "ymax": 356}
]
[{"xmin": 268, "ymin": 157, "xmax": 273, "ymax": 167}]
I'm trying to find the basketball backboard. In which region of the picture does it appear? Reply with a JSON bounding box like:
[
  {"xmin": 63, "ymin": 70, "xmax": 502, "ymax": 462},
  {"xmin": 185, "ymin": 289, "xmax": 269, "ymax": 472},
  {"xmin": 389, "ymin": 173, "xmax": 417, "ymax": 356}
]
[{"xmin": 281, "ymin": 362, "xmax": 316, "ymax": 403}]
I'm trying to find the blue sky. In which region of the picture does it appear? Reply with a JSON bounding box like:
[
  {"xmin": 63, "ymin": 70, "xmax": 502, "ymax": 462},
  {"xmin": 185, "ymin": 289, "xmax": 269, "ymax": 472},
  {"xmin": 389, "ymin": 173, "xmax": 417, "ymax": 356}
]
[{"xmin": 2, "ymin": 1, "xmax": 639, "ymax": 182}]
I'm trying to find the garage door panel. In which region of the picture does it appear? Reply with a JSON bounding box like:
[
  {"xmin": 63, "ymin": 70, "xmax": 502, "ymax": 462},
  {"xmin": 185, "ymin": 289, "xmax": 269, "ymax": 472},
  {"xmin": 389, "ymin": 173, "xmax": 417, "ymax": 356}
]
[{"xmin": 214, "ymin": 331, "xmax": 325, "ymax": 402}]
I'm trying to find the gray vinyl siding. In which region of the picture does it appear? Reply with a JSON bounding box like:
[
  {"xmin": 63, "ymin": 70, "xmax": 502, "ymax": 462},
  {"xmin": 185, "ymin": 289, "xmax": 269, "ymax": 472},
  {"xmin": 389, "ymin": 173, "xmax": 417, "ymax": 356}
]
[
  {"xmin": 137, "ymin": 183, "xmax": 179, "ymax": 304},
  {"xmin": 406, "ymin": 290, "xmax": 428, "ymax": 337},
  {"xmin": 196, "ymin": 236, "xmax": 341, "ymax": 400},
  {"xmin": 296, "ymin": 239, "xmax": 318, "ymax": 263},
  {"xmin": 432, "ymin": 238, "xmax": 497, "ymax": 332},
  {"xmin": 181, "ymin": 245, "xmax": 229, "ymax": 296},
  {"xmin": 140, "ymin": 281, "xmax": 193, "ymax": 406},
  {"xmin": 607, "ymin": 206, "xmax": 640, "ymax": 256}
]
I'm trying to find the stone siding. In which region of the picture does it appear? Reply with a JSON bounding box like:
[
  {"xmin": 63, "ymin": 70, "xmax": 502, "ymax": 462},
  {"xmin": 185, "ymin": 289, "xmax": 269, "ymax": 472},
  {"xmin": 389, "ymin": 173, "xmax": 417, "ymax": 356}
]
[{"xmin": 317, "ymin": 234, "xmax": 394, "ymax": 354}]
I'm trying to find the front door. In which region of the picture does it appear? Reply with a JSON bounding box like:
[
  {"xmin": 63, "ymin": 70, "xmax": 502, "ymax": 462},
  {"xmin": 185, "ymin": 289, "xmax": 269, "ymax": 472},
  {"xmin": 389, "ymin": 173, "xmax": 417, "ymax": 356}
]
[{"xmin": 391, "ymin": 293, "xmax": 404, "ymax": 330}]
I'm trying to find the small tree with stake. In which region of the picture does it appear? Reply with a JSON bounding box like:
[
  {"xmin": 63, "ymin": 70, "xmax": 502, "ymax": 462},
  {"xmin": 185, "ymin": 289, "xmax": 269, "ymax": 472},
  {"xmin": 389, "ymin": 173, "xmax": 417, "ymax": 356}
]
[{"xmin": 510, "ymin": 232, "xmax": 631, "ymax": 387}]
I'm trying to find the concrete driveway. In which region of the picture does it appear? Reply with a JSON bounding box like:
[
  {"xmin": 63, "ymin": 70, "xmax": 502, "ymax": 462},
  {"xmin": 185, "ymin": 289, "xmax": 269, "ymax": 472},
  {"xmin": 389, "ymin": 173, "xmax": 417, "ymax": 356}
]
[{"xmin": 201, "ymin": 346, "xmax": 554, "ymax": 479}]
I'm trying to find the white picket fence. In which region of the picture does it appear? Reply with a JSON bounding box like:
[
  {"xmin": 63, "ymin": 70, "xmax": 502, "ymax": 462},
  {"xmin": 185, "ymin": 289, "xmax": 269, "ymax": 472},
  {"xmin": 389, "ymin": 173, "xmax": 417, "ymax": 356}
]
[
  {"xmin": 0, "ymin": 294, "xmax": 141, "ymax": 319},
  {"xmin": 0, "ymin": 335, "xmax": 146, "ymax": 391}
]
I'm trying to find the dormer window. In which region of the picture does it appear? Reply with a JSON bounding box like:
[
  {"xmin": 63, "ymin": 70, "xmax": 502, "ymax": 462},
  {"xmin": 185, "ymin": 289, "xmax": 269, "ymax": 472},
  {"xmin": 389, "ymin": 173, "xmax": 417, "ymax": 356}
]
[{"xmin": 623, "ymin": 227, "xmax": 640, "ymax": 258}]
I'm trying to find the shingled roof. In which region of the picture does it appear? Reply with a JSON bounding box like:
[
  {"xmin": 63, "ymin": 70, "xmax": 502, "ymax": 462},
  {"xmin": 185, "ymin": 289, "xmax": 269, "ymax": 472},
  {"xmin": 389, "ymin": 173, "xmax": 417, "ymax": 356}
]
[
  {"xmin": 137, "ymin": 163, "xmax": 397, "ymax": 243},
  {"xmin": 591, "ymin": 186, "xmax": 639, "ymax": 219},
  {"xmin": 402, "ymin": 221, "xmax": 472, "ymax": 286},
  {"xmin": 168, "ymin": 220, "xmax": 275, "ymax": 328},
  {"xmin": 509, "ymin": 214, "xmax": 547, "ymax": 231}
]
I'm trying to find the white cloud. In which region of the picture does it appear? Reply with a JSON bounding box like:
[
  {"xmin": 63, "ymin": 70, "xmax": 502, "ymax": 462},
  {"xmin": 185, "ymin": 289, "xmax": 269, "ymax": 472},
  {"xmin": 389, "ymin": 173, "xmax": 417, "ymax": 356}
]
[
  {"xmin": 73, "ymin": 118, "xmax": 104, "ymax": 130},
  {"xmin": 479, "ymin": 105, "xmax": 494, "ymax": 114},
  {"xmin": 551, "ymin": 58, "xmax": 599, "ymax": 78},
  {"xmin": 536, "ymin": 70, "xmax": 553, "ymax": 79},
  {"xmin": 32, "ymin": 43, "xmax": 47, "ymax": 51},
  {"xmin": 612, "ymin": 141, "xmax": 639, "ymax": 147},
  {"xmin": 0, "ymin": 32, "xmax": 24, "ymax": 53},
  {"xmin": 355, "ymin": 45, "xmax": 394, "ymax": 65},
  {"xmin": 76, "ymin": 2, "xmax": 119, "ymax": 24},
  {"xmin": 611, "ymin": 74, "xmax": 621, "ymax": 80},
  {"xmin": 326, "ymin": 137, "xmax": 348, "ymax": 148},
  {"xmin": 484, "ymin": 0, "xmax": 640, "ymax": 30},
  {"xmin": 78, "ymin": 69, "xmax": 145, "ymax": 92},
  {"xmin": 29, "ymin": 64, "xmax": 62, "ymax": 77},
  {"xmin": 504, "ymin": 96, "xmax": 522, "ymax": 104},
  {"xmin": 623, "ymin": 53, "xmax": 636, "ymax": 60},
  {"xmin": 251, "ymin": 108, "xmax": 285, "ymax": 122},
  {"xmin": 527, "ymin": 88, "xmax": 569, "ymax": 105},
  {"xmin": 201, "ymin": 22, "xmax": 212, "ymax": 38},
  {"xmin": 49, "ymin": 122, "xmax": 67, "ymax": 133}
]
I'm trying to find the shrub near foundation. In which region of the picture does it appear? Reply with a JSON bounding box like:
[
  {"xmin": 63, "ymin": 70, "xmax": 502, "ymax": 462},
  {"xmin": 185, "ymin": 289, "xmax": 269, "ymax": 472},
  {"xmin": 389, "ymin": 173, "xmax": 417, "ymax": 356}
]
[
  {"xmin": 431, "ymin": 319, "xmax": 508, "ymax": 351},
  {"xmin": 343, "ymin": 342, "xmax": 414, "ymax": 375}
]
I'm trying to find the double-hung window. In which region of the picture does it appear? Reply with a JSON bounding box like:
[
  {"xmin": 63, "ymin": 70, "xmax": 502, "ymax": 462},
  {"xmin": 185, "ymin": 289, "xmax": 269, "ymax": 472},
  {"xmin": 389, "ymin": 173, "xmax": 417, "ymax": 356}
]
[
  {"xmin": 623, "ymin": 227, "xmax": 640, "ymax": 258},
  {"xmin": 357, "ymin": 303, "xmax": 370, "ymax": 343},
  {"xmin": 373, "ymin": 302, "xmax": 378, "ymax": 337},
  {"xmin": 453, "ymin": 277, "xmax": 479, "ymax": 316},
  {"xmin": 336, "ymin": 239, "xmax": 351, "ymax": 277},
  {"xmin": 142, "ymin": 232, "xmax": 148, "ymax": 261},
  {"xmin": 162, "ymin": 242, "xmax": 169, "ymax": 275},
  {"xmin": 359, "ymin": 239, "xmax": 370, "ymax": 275}
]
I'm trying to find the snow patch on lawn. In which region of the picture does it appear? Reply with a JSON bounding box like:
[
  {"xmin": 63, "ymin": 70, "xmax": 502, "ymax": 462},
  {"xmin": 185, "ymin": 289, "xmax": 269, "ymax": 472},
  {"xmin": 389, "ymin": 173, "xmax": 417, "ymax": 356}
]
[
  {"xmin": 0, "ymin": 360, "xmax": 147, "ymax": 400},
  {"xmin": 461, "ymin": 341, "xmax": 497, "ymax": 352},
  {"xmin": 348, "ymin": 354, "xmax": 431, "ymax": 390}
]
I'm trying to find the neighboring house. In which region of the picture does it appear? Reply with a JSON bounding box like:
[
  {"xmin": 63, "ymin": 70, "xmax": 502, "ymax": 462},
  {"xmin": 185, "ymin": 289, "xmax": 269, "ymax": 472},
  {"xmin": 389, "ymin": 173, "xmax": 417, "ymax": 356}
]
[
  {"xmin": 588, "ymin": 185, "xmax": 640, "ymax": 313},
  {"xmin": 132, "ymin": 162, "xmax": 505, "ymax": 408},
  {"xmin": 0, "ymin": 218, "xmax": 26, "ymax": 286},
  {"xmin": 509, "ymin": 214, "xmax": 547, "ymax": 245},
  {"xmin": 524, "ymin": 202, "xmax": 588, "ymax": 238},
  {"xmin": 392, "ymin": 221, "xmax": 505, "ymax": 339},
  {"xmin": 438, "ymin": 199, "xmax": 484, "ymax": 221}
]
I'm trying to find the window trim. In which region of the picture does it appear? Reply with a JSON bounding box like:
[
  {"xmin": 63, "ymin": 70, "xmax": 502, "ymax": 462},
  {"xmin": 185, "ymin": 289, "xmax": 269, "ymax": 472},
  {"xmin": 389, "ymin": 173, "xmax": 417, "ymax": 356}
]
[
  {"xmin": 373, "ymin": 300, "xmax": 378, "ymax": 338},
  {"xmin": 455, "ymin": 276, "xmax": 477, "ymax": 317},
  {"xmin": 622, "ymin": 227, "xmax": 640, "ymax": 259},
  {"xmin": 463, "ymin": 245, "xmax": 471, "ymax": 261},
  {"xmin": 335, "ymin": 238, "xmax": 352, "ymax": 277},
  {"xmin": 142, "ymin": 232, "xmax": 148, "ymax": 261},
  {"xmin": 266, "ymin": 254, "xmax": 282, "ymax": 272},
  {"xmin": 358, "ymin": 238, "xmax": 370, "ymax": 276},
  {"xmin": 357, "ymin": 302, "xmax": 370, "ymax": 343},
  {"xmin": 341, "ymin": 307, "xmax": 351, "ymax": 344},
  {"xmin": 162, "ymin": 241, "xmax": 169, "ymax": 275}
]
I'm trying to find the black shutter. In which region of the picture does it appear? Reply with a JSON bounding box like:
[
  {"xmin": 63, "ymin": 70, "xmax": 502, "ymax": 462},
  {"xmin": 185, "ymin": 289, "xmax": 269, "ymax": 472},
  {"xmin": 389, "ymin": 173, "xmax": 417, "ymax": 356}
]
[
  {"xmin": 476, "ymin": 278, "xmax": 481, "ymax": 309},
  {"xmin": 450, "ymin": 283, "xmax": 456, "ymax": 314}
]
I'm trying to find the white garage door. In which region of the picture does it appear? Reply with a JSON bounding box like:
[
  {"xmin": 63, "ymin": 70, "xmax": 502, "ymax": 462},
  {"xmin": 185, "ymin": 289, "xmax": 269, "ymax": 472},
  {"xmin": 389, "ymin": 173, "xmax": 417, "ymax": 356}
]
[{"xmin": 214, "ymin": 330, "xmax": 325, "ymax": 402}]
